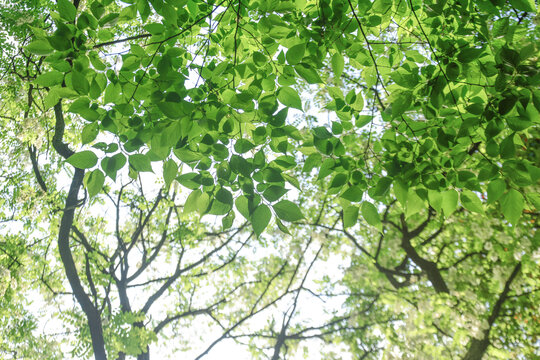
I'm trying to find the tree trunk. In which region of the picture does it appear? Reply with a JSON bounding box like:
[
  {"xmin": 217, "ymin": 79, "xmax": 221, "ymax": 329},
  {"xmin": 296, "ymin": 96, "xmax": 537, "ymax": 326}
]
[{"xmin": 57, "ymin": 169, "xmax": 107, "ymax": 360}]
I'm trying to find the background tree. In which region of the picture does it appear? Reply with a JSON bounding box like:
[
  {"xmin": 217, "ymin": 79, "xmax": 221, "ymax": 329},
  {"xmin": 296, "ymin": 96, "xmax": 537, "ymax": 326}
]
[{"xmin": 0, "ymin": 0, "xmax": 538, "ymax": 359}]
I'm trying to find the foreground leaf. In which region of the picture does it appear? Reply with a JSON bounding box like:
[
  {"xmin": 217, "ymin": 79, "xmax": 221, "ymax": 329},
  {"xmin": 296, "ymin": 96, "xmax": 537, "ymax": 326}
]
[
  {"xmin": 67, "ymin": 151, "xmax": 98, "ymax": 169},
  {"xmin": 273, "ymin": 200, "xmax": 304, "ymax": 222},
  {"xmin": 252, "ymin": 205, "xmax": 271, "ymax": 236}
]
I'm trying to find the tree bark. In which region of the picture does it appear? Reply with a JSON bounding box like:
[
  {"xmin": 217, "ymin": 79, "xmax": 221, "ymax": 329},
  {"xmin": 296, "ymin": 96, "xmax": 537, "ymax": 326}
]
[
  {"xmin": 401, "ymin": 234, "xmax": 449, "ymax": 293},
  {"xmin": 53, "ymin": 101, "xmax": 107, "ymax": 359},
  {"xmin": 137, "ymin": 348, "xmax": 150, "ymax": 360},
  {"xmin": 57, "ymin": 169, "xmax": 107, "ymax": 359}
]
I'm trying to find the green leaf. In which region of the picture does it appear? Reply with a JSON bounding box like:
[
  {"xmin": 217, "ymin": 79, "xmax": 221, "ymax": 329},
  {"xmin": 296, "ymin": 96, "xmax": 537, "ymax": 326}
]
[
  {"xmin": 372, "ymin": 0, "xmax": 392, "ymax": 14},
  {"xmin": 457, "ymin": 47, "xmax": 484, "ymax": 63},
  {"xmin": 104, "ymin": 83, "xmax": 121, "ymax": 104},
  {"xmin": 487, "ymin": 179, "xmax": 506, "ymax": 204},
  {"xmin": 216, "ymin": 188, "xmax": 233, "ymax": 206},
  {"xmin": 99, "ymin": 12, "xmax": 119, "ymax": 27},
  {"xmin": 283, "ymin": 173, "xmax": 300, "ymax": 190},
  {"xmin": 251, "ymin": 205, "xmax": 271, "ymax": 236},
  {"xmin": 491, "ymin": 18, "xmax": 509, "ymax": 38},
  {"xmin": 294, "ymin": 63, "xmax": 323, "ymax": 84},
  {"xmin": 129, "ymin": 154, "xmax": 153, "ymax": 172},
  {"xmin": 144, "ymin": 23, "xmax": 166, "ymax": 35},
  {"xmin": 222, "ymin": 211, "xmax": 235, "ymax": 230},
  {"xmin": 81, "ymin": 123, "xmax": 99, "ymax": 144},
  {"xmin": 101, "ymin": 153, "xmax": 126, "ymax": 180},
  {"xmin": 26, "ymin": 40, "xmax": 54, "ymax": 56},
  {"xmin": 340, "ymin": 186, "xmax": 363, "ymax": 202},
  {"xmin": 72, "ymin": 71, "xmax": 90, "ymax": 95},
  {"xmin": 390, "ymin": 68, "xmax": 418, "ymax": 88},
  {"xmin": 161, "ymin": 4, "xmax": 177, "ymax": 25},
  {"xmin": 499, "ymin": 95, "xmax": 517, "ymax": 115},
  {"xmin": 371, "ymin": 177, "xmax": 392, "ymax": 198},
  {"xmin": 286, "ymin": 43, "xmax": 305, "ymax": 65},
  {"xmin": 68, "ymin": 97, "xmax": 90, "ymax": 114},
  {"xmin": 157, "ymin": 102, "xmax": 183, "ymax": 119},
  {"xmin": 527, "ymin": 192, "xmax": 540, "ymax": 211},
  {"xmin": 276, "ymin": 218, "xmax": 291, "ymax": 235},
  {"xmin": 506, "ymin": 116, "xmax": 532, "ymax": 132},
  {"xmin": 500, "ymin": 189, "xmax": 524, "ymax": 226},
  {"xmin": 302, "ymin": 153, "xmax": 322, "ymax": 173},
  {"xmin": 67, "ymin": 151, "xmax": 98, "ymax": 169},
  {"xmin": 361, "ymin": 201, "xmax": 381, "ymax": 228},
  {"xmin": 235, "ymin": 195, "xmax": 250, "ymax": 219},
  {"xmin": 353, "ymin": 94, "xmax": 364, "ymax": 112},
  {"xmin": 35, "ymin": 71, "xmax": 64, "ymax": 87},
  {"xmin": 262, "ymin": 167, "xmax": 284, "ymax": 183},
  {"xmin": 54, "ymin": 86, "xmax": 79, "ymax": 99},
  {"xmin": 406, "ymin": 189, "xmax": 424, "ymax": 218},
  {"xmin": 317, "ymin": 158, "xmax": 335, "ymax": 179},
  {"xmin": 510, "ymin": 0, "xmax": 536, "ymax": 12},
  {"xmin": 503, "ymin": 160, "xmax": 533, "ymax": 187},
  {"xmin": 427, "ymin": 190, "xmax": 442, "ymax": 212},
  {"xmin": 446, "ymin": 62, "xmax": 459, "ymax": 81},
  {"xmin": 277, "ymin": 87, "xmax": 302, "ymax": 110},
  {"xmin": 58, "ymin": 0, "xmax": 77, "ymax": 22},
  {"xmin": 77, "ymin": 12, "xmax": 97, "ymax": 30},
  {"xmin": 269, "ymin": 26, "xmax": 290, "ymax": 39},
  {"xmin": 85, "ymin": 169, "xmax": 105, "ymax": 198},
  {"xmin": 184, "ymin": 190, "xmax": 210, "ymax": 214},
  {"xmin": 176, "ymin": 173, "xmax": 200, "ymax": 189},
  {"xmin": 393, "ymin": 180, "xmax": 408, "ymax": 207},
  {"xmin": 234, "ymin": 139, "xmax": 256, "ymax": 153},
  {"xmin": 533, "ymin": 90, "xmax": 540, "ymax": 113},
  {"xmin": 331, "ymin": 52, "xmax": 344, "ymax": 79},
  {"xmin": 252, "ymin": 52, "xmax": 267, "ymax": 67},
  {"xmin": 90, "ymin": 2, "xmax": 105, "ymax": 19},
  {"xmin": 137, "ymin": 0, "xmax": 151, "ymax": 21},
  {"xmin": 210, "ymin": 191, "xmax": 233, "ymax": 215},
  {"xmin": 258, "ymin": 94, "xmax": 278, "ymax": 115},
  {"xmin": 441, "ymin": 190, "xmax": 458, "ymax": 216},
  {"xmin": 460, "ymin": 190, "xmax": 484, "ymax": 214},
  {"xmin": 230, "ymin": 155, "xmax": 252, "ymax": 177},
  {"xmin": 69, "ymin": 98, "xmax": 99, "ymax": 121},
  {"xmin": 263, "ymin": 185, "xmax": 288, "ymax": 202},
  {"xmin": 343, "ymin": 205, "xmax": 359, "ymax": 228},
  {"xmin": 312, "ymin": 126, "xmax": 333, "ymax": 140},
  {"xmin": 273, "ymin": 200, "xmax": 304, "ymax": 222},
  {"xmin": 163, "ymin": 159, "xmax": 178, "ymax": 188},
  {"xmin": 500, "ymin": 134, "xmax": 515, "ymax": 159},
  {"xmin": 44, "ymin": 89, "xmax": 60, "ymax": 110},
  {"xmin": 392, "ymin": 91, "xmax": 412, "ymax": 118},
  {"xmin": 48, "ymin": 34, "xmax": 73, "ymax": 53}
]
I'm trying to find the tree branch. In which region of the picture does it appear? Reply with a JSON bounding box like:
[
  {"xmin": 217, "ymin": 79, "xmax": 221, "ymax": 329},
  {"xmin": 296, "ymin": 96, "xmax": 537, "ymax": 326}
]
[
  {"xmin": 463, "ymin": 263, "xmax": 521, "ymax": 360},
  {"xmin": 53, "ymin": 99, "xmax": 106, "ymax": 359},
  {"xmin": 28, "ymin": 145, "xmax": 48, "ymax": 193},
  {"xmin": 57, "ymin": 168, "xmax": 106, "ymax": 359}
]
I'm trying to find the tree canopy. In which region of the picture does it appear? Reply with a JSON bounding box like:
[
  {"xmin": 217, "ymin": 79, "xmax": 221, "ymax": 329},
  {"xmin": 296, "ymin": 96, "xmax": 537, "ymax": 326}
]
[{"xmin": 0, "ymin": 0, "xmax": 538, "ymax": 359}]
